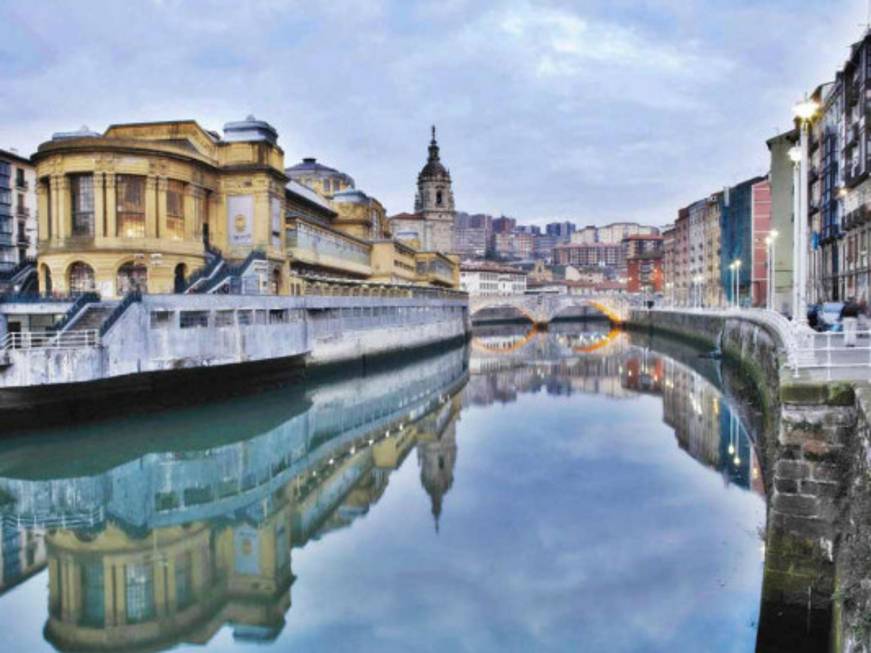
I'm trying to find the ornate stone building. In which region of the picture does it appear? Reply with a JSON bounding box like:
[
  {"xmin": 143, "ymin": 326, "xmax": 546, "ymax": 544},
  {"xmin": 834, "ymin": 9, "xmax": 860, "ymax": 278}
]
[{"xmin": 389, "ymin": 126, "xmax": 456, "ymax": 254}]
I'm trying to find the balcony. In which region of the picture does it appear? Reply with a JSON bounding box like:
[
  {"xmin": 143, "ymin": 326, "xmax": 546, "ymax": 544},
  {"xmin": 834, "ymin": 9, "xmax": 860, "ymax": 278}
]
[
  {"xmin": 415, "ymin": 253, "xmax": 456, "ymax": 287},
  {"xmin": 14, "ymin": 179, "xmax": 28, "ymax": 191},
  {"xmin": 15, "ymin": 206, "xmax": 29, "ymax": 219},
  {"xmin": 286, "ymin": 218, "xmax": 372, "ymax": 276}
]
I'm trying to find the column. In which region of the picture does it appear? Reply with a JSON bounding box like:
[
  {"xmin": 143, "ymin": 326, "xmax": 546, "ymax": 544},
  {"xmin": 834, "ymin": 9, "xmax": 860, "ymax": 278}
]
[
  {"xmin": 183, "ymin": 185, "xmax": 197, "ymax": 242},
  {"xmin": 57, "ymin": 175, "xmax": 71, "ymax": 240},
  {"xmin": 145, "ymin": 175, "xmax": 158, "ymax": 239},
  {"xmin": 156, "ymin": 176, "xmax": 168, "ymax": 240},
  {"xmin": 49, "ymin": 176, "xmax": 61, "ymax": 241},
  {"xmin": 105, "ymin": 173, "xmax": 117, "ymax": 238},
  {"xmin": 36, "ymin": 180, "xmax": 49, "ymax": 244},
  {"xmin": 93, "ymin": 172, "xmax": 106, "ymax": 240}
]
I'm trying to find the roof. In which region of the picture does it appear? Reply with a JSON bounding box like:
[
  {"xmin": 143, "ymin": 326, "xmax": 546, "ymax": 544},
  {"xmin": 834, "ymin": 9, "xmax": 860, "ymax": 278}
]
[
  {"xmin": 460, "ymin": 260, "xmax": 527, "ymax": 275},
  {"xmin": 623, "ymin": 234, "xmax": 664, "ymax": 241},
  {"xmin": 389, "ymin": 212, "xmax": 424, "ymax": 222},
  {"xmin": 285, "ymin": 180, "xmax": 335, "ymax": 214},
  {"xmin": 0, "ymin": 148, "xmax": 32, "ymax": 167},
  {"xmin": 285, "ymin": 157, "xmax": 355, "ymax": 187}
]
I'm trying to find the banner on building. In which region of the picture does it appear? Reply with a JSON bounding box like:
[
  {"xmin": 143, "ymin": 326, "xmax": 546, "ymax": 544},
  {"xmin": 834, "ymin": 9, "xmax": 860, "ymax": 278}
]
[{"xmin": 227, "ymin": 195, "xmax": 254, "ymax": 246}]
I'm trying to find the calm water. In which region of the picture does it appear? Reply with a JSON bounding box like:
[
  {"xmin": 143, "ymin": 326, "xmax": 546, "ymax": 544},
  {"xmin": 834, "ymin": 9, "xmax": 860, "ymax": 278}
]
[{"xmin": 0, "ymin": 321, "xmax": 766, "ymax": 652}]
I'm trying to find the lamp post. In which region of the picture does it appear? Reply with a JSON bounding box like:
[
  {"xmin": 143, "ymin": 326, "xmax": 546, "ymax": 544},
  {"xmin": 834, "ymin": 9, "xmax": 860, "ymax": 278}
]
[
  {"xmin": 765, "ymin": 230, "xmax": 779, "ymax": 311},
  {"xmin": 733, "ymin": 259, "xmax": 742, "ymax": 308},
  {"xmin": 792, "ymin": 97, "xmax": 819, "ymax": 326}
]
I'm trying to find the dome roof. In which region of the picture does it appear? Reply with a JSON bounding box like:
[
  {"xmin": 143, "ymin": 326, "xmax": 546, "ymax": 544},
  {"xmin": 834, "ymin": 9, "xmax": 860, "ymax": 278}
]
[
  {"xmin": 418, "ymin": 126, "xmax": 451, "ymax": 181},
  {"xmin": 285, "ymin": 157, "xmax": 355, "ymax": 188}
]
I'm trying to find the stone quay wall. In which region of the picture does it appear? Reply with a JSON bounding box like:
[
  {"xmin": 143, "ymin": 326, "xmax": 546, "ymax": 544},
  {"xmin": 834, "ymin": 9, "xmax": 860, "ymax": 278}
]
[
  {"xmin": 627, "ymin": 308, "xmax": 869, "ymax": 652},
  {"xmin": 0, "ymin": 293, "xmax": 470, "ymax": 390}
]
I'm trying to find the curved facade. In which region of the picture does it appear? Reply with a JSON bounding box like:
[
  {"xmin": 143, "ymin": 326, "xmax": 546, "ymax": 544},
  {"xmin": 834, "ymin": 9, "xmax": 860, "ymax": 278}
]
[{"xmin": 33, "ymin": 119, "xmax": 289, "ymax": 297}]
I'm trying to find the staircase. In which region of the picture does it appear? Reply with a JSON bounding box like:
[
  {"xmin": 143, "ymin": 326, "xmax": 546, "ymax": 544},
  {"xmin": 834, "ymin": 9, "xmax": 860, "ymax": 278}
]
[{"xmin": 65, "ymin": 303, "xmax": 118, "ymax": 332}]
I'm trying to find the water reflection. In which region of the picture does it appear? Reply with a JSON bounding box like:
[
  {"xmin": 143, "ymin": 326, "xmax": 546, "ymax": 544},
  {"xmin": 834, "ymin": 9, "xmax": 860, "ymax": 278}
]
[{"xmin": 0, "ymin": 323, "xmax": 767, "ymax": 652}]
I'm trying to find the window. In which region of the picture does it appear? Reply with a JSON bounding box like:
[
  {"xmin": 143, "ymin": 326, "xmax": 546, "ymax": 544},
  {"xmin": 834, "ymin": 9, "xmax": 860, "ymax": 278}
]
[
  {"xmin": 150, "ymin": 311, "xmax": 174, "ymax": 328},
  {"xmin": 15, "ymin": 168, "xmax": 25, "ymax": 188},
  {"xmin": 180, "ymin": 311, "xmax": 209, "ymax": 328},
  {"xmin": 68, "ymin": 261, "xmax": 95, "ymax": 293},
  {"xmin": 175, "ymin": 553, "xmax": 194, "ymax": 610},
  {"xmin": 116, "ymin": 175, "xmax": 145, "ymax": 238},
  {"xmin": 237, "ymin": 310, "xmax": 253, "ymax": 325},
  {"xmin": 125, "ymin": 563, "xmax": 155, "ymax": 623},
  {"xmin": 116, "ymin": 262, "xmax": 148, "ymax": 294},
  {"xmin": 80, "ymin": 562, "xmax": 105, "ymax": 626},
  {"xmin": 436, "ymin": 190, "xmax": 443, "ymax": 206},
  {"xmin": 215, "ymin": 310, "xmax": 234, "ymax": 327},
  {"xmin": 255, "ymin": 309, "xmax": 267, "ymax": 325},
  {"xmin": 71, "ymin": 175, "xmax": 94, "ymax": 237},
  {"xmin": 166, "ymin": 179, "xmax": 185, "ymax": 239},
  {"xmin": 269, "ymin": 309, "xmax": 287, "ymax": 324}
]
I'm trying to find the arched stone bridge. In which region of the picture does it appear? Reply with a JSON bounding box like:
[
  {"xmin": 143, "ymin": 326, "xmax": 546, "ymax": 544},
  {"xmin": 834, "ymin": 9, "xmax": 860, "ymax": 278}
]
[{"xmin": 469, "ymin": 294, "xmax": 630, "ymax": 325}]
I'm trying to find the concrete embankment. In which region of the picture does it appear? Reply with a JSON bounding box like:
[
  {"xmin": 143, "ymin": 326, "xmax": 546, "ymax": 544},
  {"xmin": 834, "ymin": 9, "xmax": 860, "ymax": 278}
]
[
  {"xmin": 0, "ymin": 293, "xmax": 470, "ymax": 428},
  {"xmin": 627, "ymin": 309, "xmax": 871, "ymax": 653}
]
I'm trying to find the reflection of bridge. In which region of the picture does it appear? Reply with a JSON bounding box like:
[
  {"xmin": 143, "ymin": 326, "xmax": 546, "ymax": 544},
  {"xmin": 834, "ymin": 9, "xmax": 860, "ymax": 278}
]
[
  {"xmin": 469, "ymin": 293, "xmax": 630, "ymax": 324},
  {"xmin": 471, "ymin": 323, "xmax": 626, "ymax": 362}
]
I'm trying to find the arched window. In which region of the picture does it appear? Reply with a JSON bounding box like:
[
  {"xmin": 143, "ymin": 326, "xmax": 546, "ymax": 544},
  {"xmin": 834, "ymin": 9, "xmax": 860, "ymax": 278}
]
[
  {"xmin": 271, "ymin": 267, "xmax": 282, "ymax": 295},
  {"xmin": 68, "ymin": 262, "xmax": 95, "ymax": 294},
  {"xmin": 174, "ymin": 263, "xmax": 187, "ymax": 293},
  {"xmin": 436, "ymin": 190, "xmax": 443, "ymax": 206},
  {"xmin": 116, "ymin": 261, "xmax": 148, "ymax": 295},
  {"xmin": 41, "ymin": 264, "xmax": 52, "ymax": 295}
]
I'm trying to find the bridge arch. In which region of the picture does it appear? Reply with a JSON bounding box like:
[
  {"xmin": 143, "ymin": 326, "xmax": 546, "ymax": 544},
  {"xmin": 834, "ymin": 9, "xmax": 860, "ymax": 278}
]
[{"xmin": 468, "ymin": 294, "xmax": 627, "ymax": 325}]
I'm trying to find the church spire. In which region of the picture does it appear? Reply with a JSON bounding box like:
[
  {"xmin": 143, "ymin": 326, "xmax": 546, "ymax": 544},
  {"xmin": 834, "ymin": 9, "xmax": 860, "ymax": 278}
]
[{"xmin": 428, "ymin": 124, "xmax": 440, "ymax": 162}]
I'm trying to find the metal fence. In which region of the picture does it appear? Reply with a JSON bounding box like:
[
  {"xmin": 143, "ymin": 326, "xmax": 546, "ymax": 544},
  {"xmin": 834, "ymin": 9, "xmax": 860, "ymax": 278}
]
[{"xmin": 1, "ymin": 329, "xmax": 100, "ymax": 351}]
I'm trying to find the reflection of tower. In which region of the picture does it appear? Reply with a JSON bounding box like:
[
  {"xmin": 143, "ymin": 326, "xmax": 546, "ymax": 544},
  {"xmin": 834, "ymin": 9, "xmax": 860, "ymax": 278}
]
[{"xmin": 417, "ymin": 402, "xmax": 459, "ymax": 532}]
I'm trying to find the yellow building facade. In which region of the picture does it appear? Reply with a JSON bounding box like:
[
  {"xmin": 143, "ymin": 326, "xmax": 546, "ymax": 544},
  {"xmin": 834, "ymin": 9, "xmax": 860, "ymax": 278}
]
[
  {"xmin": 33, "ymin": 119, "xmax": 290, "ymax": 298},
  {"xmin": 31, "ymin": 119, "xmax": 460, "ymax": 299}
]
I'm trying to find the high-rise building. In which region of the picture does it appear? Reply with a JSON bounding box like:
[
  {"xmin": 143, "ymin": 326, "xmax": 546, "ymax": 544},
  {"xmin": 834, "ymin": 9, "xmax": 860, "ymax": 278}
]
[
  {"xmin": 719, "ymin": 176, "xmax": 768, "ymax": 306},
  {"xmin": 0, "ymin": 149, "xmax": 37, "ymax": 271},
  {"xmin": 453, "ymin": 212, "xmax": 492, "ymax": 258}
]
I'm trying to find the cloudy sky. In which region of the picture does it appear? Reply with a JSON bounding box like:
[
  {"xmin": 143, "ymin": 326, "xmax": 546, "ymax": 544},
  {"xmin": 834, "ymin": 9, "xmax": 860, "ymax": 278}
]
[{"xmin": 0, "ymin": 0, "xmax": 867, "ymax": 227}]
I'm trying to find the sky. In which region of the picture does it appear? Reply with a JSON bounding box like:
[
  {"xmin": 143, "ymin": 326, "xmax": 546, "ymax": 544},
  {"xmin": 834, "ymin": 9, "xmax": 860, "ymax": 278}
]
[{"xmin": 0, "ymin": 0, "xmax": 868, "ymax": 228}]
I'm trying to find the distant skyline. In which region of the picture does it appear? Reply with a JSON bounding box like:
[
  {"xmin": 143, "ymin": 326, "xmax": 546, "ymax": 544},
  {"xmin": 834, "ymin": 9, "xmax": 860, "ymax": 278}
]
[{"xmin": 0, "ymin": 0, "xmax": 867, "ymax": 228}]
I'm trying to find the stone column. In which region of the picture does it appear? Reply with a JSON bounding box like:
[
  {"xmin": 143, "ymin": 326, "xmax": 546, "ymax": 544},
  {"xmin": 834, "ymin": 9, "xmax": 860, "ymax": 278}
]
[
  {"xmin": 156, "ymin": 176, "xmax": 168, "ymax": 240},
  {"xmin": 145, "ymin": 175, "xmax": 158, "ymax": 239},
  {"xmin": 57, "ymin": 175, "xmax": 71, "ymax": 240},
  {"xmin": 93, "ymin": 172, "xmax": 105, "ymax": 240},
  {"xmin": 105, "ymin": 173, "xmax": 117, "ymax": 238},
  {"xmin": 49, "ymin": 176, "xmax": 61, "ymax": 241},
  {"xmin": 183, "ymin": 185, "xmax": 197, "ymax": 242},
  {"xmin": 36, "ymin": 180, "xmax": 49, "ymax": 243}
]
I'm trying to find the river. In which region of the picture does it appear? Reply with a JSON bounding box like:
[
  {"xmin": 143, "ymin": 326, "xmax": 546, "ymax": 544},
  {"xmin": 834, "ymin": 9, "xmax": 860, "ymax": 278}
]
[{"xmin": 0, "ymin": 320, "xmax": 768, "ymax": 652}]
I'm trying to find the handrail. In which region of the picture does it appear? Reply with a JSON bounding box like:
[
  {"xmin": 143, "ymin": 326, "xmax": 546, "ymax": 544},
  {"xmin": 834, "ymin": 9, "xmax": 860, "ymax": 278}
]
[
  {"xmin": 181, "ymin": 251, "xmax": 225, "ymax": 293},
  {"xmin": 198, "ymin": 250, "xmax": 266, "ymax": 294},
  {"xmin": 0, "ymin": 258, "xmax": 36, "ymax": 282},
  {"xmin": 1, "ymin": 329, "xmax": 100, "ymax": 351},
  {"xmin": 51, "ymin": 292, "xmax": 100, "ymax": 332},
  {"xmin": 99, "ymin": 289, "xmax": 142, "ymax": 337}
]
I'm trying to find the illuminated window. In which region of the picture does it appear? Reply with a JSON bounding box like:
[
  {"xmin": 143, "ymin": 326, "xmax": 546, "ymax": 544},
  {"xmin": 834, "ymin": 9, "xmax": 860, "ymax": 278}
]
[
  {"xmin": 116, "ymin": 175, "xmax": 145, "ymax": 238},
  {"xmin": 68, "ymin": 261, "xmax": 95, "ymax": 293}
]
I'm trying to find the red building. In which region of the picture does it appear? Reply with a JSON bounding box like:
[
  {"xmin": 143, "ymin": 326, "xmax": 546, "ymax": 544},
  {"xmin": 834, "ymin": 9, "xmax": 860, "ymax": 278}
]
[
  {"xmin": 750, "ymin": 179, "xmax": 772, "ymax": 307},
  {"xmin": 627, "ymin": 253, "xmax": 664, "ymax": 293}
]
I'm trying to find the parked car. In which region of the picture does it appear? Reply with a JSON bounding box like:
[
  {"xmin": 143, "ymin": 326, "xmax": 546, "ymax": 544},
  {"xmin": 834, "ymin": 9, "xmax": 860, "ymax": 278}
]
[{"xmin": 819, "ymin": 302, "xmax": 845, "ymax": 331}]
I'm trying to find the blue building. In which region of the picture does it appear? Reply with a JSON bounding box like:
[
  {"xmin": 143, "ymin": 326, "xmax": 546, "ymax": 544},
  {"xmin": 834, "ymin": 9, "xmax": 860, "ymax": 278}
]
[
  {"xmin": 720, "ymin": 176, "xmax": 766, "ymax": 305},
  {"xmin": 0, "ymin": 149, "xmax": 35, "ymax": 272}
]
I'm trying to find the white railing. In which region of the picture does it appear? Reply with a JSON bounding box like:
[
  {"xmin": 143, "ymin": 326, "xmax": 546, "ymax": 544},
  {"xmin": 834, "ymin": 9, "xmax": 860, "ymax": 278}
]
[
  {"xmin": 0, "ymin": 329, "xmax": 100, "ymax": 351},
  {"xmin": 646, "ymin": 305, "xmax": 871, "ymax": 377},
  {"xmin": 793, "ymin": 328, "xmax": 871, "ymax": 379}
]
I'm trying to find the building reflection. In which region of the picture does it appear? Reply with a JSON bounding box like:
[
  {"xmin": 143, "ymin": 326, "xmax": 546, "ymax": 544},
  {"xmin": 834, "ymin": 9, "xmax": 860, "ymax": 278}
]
[
  {"xmin": 0, "ymin": 345, "xmax": 469, "ymax": 652},
  {"xmin": 469, "ymin": 323, "xmax": 763, "ymax": 493}
]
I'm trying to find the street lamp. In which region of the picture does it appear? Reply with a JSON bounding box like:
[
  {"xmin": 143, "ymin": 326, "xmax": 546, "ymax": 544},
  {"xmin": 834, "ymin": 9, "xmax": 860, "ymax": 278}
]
[
  {"xmin": 765, "ymin": 230, "xmax": 779, "ymax": 311},
  {"xmin": 731, "ymin": 259, "xmax": 742, "ymax": 308},
  {"xmin": 791, "ymin": 97, "xmax": 819, "ymax": 327}
]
